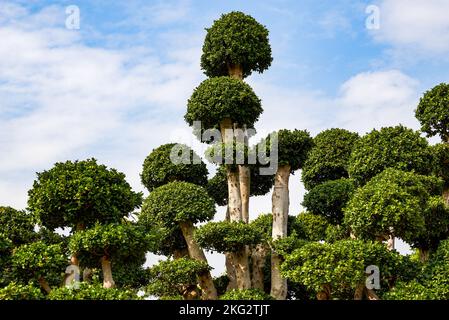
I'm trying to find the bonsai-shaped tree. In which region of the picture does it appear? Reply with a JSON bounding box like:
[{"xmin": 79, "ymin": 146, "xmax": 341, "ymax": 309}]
[
  {"xmin": 140, "ymin": 181, "xmax": 217, "ymax": 299},
  {"xmin": 258, "ymin": 129, "xmax": 313, "ymax": 299},
  {"xmin": 344, "ymin": 168, "xmax": 443, "ymax": 250},
  {"xmin": 302, "ymin": 128, "xmax": 359, "ymax": 190},
  {"xmin": 28, "ymin": 159, "xmax": 143, "ymax": 274},
  {"xmin": 68, "ymin": 222, "xmax": 155, "ymax": 288},
  {"xmin": 11, "ymin": 241, "xmax": 67, "ymax": 294},
  {"xmin": 282, "ymin": 240, "xmax": 405, "ymax": 300},
  {"xmin": 415, "ymin": 84, "xmax": 449, "ymax": 205},
  {"xmin": 348, "ymin": 125, "xmax": 434, "ymax": 186},
  {"xmin": 146, "ymin": 258, "xmax": 211, "ymax": 300}
]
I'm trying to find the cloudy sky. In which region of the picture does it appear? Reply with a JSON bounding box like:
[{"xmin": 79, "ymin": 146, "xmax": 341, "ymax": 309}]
[{"xmin": 1, "ymin": 0, "xmax": 449, "ymax": 274}]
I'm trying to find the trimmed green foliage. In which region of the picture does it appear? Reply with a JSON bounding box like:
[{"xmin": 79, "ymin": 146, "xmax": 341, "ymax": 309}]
[
  {"xmin": 302, "ymin": 178, "xmax": 355, "ymax": 225},
  {"xmin": 195, "ymin": 221, "xmax": 261, "ymax": 253},
  {"xmin": 48, "ymin": 282, "xmax": 140, "ymax": 300},
  {"xmin": 146, "ymin": 258, "xmax": 210, "ymax": 298},
  {"xmin": 415, "ymin": 83, "xmax": 449, "ymax": 140},
  {"xmin": 430, "ymin": 142, "xmax": 449, "ymax": 187},
  {"xmin": 302, "ymin": 129, "xmax": 359, "ymax": 190},
  {"xmin": 348, "ymin": 125, "xmax": 434, "ymax": 186},
  {"xmin": 0, "ymin": 206, "xmax": 36, "ymax": 245},
  {"xmin": 201, "ymin": 11, "xmax": 272, "ymax": 78},
  {"xmin": 185, "ymin": 77, "xmax": 262, "ymax": 131},
  {"xmin": 141, "ymin": 143, "xmax": 208, "ymax": 192},
  {"xmin": 282, "ymin": 240, "xmax": 403, "ymax": 298},
  {"xmin": 140, "ymin": 181, "xmax": 216, "ymax": 226},
  {"xmin": 293, "ymin": 212, "xmax": 330, "ymax": 242},
  {"xmin": 0, "ymin": 282, "xmax": 44, "ymax": 300},
  {"xmin": 28, "ymin": 158, "xmax": 143, "ymax": 229},
  {"xmin": 220, "ymin": 288, "xmax": 273, "ymax": 300},
  {"xmin": 344, "ymin": 168, "xmax": 443, "ymax": 242}
]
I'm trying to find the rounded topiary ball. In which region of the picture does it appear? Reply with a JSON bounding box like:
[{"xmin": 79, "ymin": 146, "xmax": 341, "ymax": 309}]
[
  {"xmin": 140, "ymin": 181, "xmax": 216, "ymax": 226},
  {"xmin": 201, "ymin": 11, "xmax": 272, "ymax": 79},
  {"xmin": 141, "ymin": 143, "xmax": 208, "ymax": 192},
  {"xmin": 185, "ymin": 76, "xmax": 262, "ymax": 131}
]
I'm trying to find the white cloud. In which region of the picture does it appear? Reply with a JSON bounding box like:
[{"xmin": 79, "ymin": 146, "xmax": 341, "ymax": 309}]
[{"xmin": 373, "ymin": 0, "xmax": 449, "ymax": 56}]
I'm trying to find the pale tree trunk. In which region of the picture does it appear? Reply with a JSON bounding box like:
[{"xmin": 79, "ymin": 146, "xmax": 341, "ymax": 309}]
[
  {"xmin": 101, "ymin": 255, "xmax": 115, "ymax": 289},
  {"xmin": 270, "ymin": 165, "xmax": 291, "ymax": 300},
  {"xmin": 225, "ymin": 207, "xmax": 237, "ymax": 291},
  {"xmin": 251, "ymin": 244, "xmax": 268, "ymax": 290},
  {"xmin": 232, "ymin": 248, "xmax": 252, "ymax": 290},
  {"xmin": 239, "ymin": 166, "xmax": 250, "ymax": 223},
  {"xmin": 179, "ymin": 221, "xmax": 217, "ymax": 300},
  {"xmin": 387, "ymin": 232, "xmax": 395, "ymax": 251},
  {"xmin": 38, "ymin": 276, "xmax": 52, "ymax": 294}
]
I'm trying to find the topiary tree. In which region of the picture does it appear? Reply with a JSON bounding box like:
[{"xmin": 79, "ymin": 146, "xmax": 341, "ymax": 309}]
[
  {"xmin": 281, "ymin": 240, "xmax": 403, "ymax": 300},
  {"xmin": 28, "ymin": 158, "xmax": 143, "ymax": 231},
  {"xmin": 302, "ymin": 129, "xmax": 359, "ymax": 190},
  {"xmin": 141, "ymin": 143, "xmax": 208, "ymax": 192},
  {"xmin": 348, "ymin": 125, "xmax": 434, "ymax": 186},
  {"xmin": 11, "ymin": 241, "xmax": 67, "ymax": 294},
  {"xmin": 201, "ymin": 11, "xmax": 272, "ymax": 80},
  {"xmin": 293, "ymin": 212, "xmax": 331, "ymax": 242},
  {"xmin": 344, "ymin": 168, "xmax": 443, "ymax": 250},
  {"xmin": 146, "ymin": 258, "xmax": 211, "ymax": 300},
  {"xmin": 140, "ymin": 181, "xmax": 217, "ymax": 299},
  {"xmin": 0, "ymin": 282, "xmax": 45, "ymax": 300},
  {"xmin": 47, "ymin": 281, "xmax": 140, "ymax": 300},
  {"xmin": 302, "ymin": 178, "xmax": 355, "ymax": 225},
  {"xmin": 258, "ymin": 129, "xmax": 313, "ymax": 299},
  {"xmin": 68, "ymin": 222, "xmax": 154, "ymax": 289}
]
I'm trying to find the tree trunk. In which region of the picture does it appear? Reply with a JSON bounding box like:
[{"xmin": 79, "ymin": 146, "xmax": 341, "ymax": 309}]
[
  {"xmin": 70, "ymin": 222, "xmax": 85, "ymax": 267},
  {"xmin": 232, "ymin": 248, "xmax": 252, "ymax": 290},
  {"xmin": 354, "ymin": 283, "xmax": 365, "ymax": 300},
  {"xmin": 366, "ymin": 289, "xmax": 380, "ymax": 300},
  {"xmin": 251, "ymin": 244, "xmax": 268, "ymax": 290},
  {"xmin": 173, "ymin": 248, "xmax": 189, "ymax": 259},
  {"xmin": 419, "ymin": 248, "xmax": 430, "ymax": 263},
  {"xmin": 316, "ymin": 284, "xmax": 331, "ymax": 300},
  {"xmin": 224, "ymin": 207, "xmax": 237, "ymax": 291},
  {"xmin": 101, "ymin": 255, "xmax": 115, "ymax": 289},
  {"xmin": 179, "ymin": 221, "xmax": 217, "ymax": 300},
  {"xmin": 270, "ymin": 165, "xmax": 291, "ymax": 300},
  {"xmin": 227, "ymin": 63, "xmax": 243, "ymax": 80},
  {"xmin": 443, "ymin": 188, "xmax": 449, "ymax": 207},
  {"xmin": 38, "ymin": 276, "xmax": 52, "ymax": 294},
  {"xmin": 239, "ymin": 166, "xmax": 251, "ymax": 223},
  {"xmin": 387, "ymin": 234, "xmax": 395, "ymax": 251}
]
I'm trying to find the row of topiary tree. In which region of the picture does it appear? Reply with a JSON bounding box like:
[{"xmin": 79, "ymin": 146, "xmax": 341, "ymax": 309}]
[{"xmin": 1, "ymin": 11, "xmax": 449, "ymax": 300}]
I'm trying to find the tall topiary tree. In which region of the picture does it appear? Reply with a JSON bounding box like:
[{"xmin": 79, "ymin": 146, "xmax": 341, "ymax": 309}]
[
  {"xmin": 258, "ymin": 129, "xmax": 313, "ymax": 299},
  {"xmin": 28, "ymin": 159, "xmax": 143, "ymax": 271},
  {"xmin": 302, "ymin": 128, "xmax": 359, "ymax": 190},
  {"xmin": 140, "ymin": 181, "xmax": 217, "ymax": 299},
  {"xmin": 348, "ymin": 125, "xmax": 434, "ymax": 186}
]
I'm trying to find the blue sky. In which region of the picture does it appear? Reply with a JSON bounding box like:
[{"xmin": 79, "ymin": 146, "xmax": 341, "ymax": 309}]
[{"xmin": 1, "ymin": 0, "xmax": 449, "ymax": 271}]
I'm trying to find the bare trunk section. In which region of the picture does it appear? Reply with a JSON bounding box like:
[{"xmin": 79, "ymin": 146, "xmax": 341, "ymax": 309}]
[
  {"xmin": 38, "ymin": 276, "xmax": 52, "ymax": 294},
  {"xmin": 173, "ymin": 248, "xmax": 190, "ymax": 259},
  {"xmin": 271, "ymin": 165, "xmax": 291, "ymax": 300},
  {"xmin": 251, "ymin": 244, "xmax": 268, "ymax": 290},
  {"xmin": 232, "ymin": 248, "xmax": 252, "ymax": 290},
  {"xmin": 419, "ymin": 248, "xmax": 430, "ymax": 263},
  {"xmin": 225, "ymin": 207, "xmax": 237, "ymax": 291},
  {"xmin": 101, "ymin": 256, "xmax": 115, "ymax": 289},
  {"xmin": 387, "ymin": 234, "xmax": 395, "ymax": 251},
  {"xmin": 443, "ymin": 188, "xmax": 449, "ymax": 207},
  {"xmin": 239, "ymin": 166, "xmax": 251, "ymax": 223},
  {"xmin": 354, "ymin": 283, "xmax": 365, "ymax": 300},
  {"xmin": 181, "ymin": 285, "xmax": 199, "ymax": 300},
  {"xmin": 316, "ymin": 284, "xmax": 331, "ymax": 300},
  {"xmin": 227, "ymin": 63, "xmax": 243, "ymax": 80},
  {"xmin": 179, "ymin": 221, "xmax": 217, "ymax": 300},
  {"xmin": 366, "ymin": 289, "xmax": 380, "ymax": 300},
  {"xmin": 227, "ymin": 168, "xmax": 242, "ymax": 222}
]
